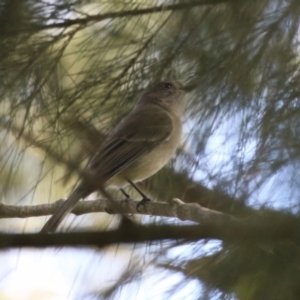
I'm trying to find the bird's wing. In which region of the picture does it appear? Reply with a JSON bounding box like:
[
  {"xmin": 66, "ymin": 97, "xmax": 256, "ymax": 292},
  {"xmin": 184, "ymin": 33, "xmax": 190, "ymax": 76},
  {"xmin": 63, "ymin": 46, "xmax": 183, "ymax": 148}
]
[{"xmin": 86, "ymin": 106, "xmax": 173, "ymax": 182}]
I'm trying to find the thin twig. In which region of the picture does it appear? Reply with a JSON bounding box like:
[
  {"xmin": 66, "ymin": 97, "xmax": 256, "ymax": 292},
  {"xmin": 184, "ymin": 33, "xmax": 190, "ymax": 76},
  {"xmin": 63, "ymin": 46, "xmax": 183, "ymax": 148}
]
[{"xmin": 35, "ymin": 0, "xmax": 228, "ymax": 30}]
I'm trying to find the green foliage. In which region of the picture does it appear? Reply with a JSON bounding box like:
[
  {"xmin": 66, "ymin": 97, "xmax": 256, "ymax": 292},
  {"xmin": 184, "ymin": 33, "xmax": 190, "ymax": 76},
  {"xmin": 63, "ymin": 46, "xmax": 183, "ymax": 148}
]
[{"xmin": 1, "ymin": 0, "xmax": 300, "ymax": 299}]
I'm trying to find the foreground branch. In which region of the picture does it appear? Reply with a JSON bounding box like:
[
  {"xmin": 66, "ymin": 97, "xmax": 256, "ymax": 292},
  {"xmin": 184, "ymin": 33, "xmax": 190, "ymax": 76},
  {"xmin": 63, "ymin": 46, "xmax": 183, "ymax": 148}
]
[
  {"xmin": 0, "ymin": 224, "xmax": 230, "ymax": 249},
  {"xmin": 2, "ymin": 199, "xmax": 300, "ymax": 249},
  {"xmin": 1, "ymin": 213, "xmax": 300, "ymax": 249}
]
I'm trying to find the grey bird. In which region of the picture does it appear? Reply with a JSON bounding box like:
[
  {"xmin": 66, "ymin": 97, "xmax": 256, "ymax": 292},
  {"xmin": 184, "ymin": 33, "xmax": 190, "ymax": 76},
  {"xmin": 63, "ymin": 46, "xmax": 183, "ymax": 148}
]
[{"xmin": 41, "ymin": 80, "xmax": 186, "ymax": 233}]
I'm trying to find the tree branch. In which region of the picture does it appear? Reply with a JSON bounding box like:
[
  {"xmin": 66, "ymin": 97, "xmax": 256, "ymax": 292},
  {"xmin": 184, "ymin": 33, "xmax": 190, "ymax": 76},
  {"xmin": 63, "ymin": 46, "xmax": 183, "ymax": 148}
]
[
  {"xmin": 1, "ymin": 199, "xmax": 300, "ymax": 249},
  {"xmin": 0, "ymin": 223, "xmax": 230, "ymax": 249},
  {"xmin": 0, "ymin": 198, "xmax": 237, "ymax": 225},
  {"xmin": 1, "ymin": 211, "xmax": 300, "ymax": 249}
]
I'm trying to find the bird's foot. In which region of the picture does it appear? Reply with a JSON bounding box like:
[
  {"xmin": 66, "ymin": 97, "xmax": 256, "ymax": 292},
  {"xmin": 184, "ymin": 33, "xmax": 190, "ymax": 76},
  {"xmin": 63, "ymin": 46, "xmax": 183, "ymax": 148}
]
[{"xmin": 136, "ymin": 197, "xmax": 151, "ymax": 213}]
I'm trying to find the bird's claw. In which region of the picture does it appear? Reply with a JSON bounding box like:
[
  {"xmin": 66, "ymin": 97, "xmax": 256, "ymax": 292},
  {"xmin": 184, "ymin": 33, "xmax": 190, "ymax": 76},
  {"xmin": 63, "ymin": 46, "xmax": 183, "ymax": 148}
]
[{"xmin": 136, "ymin": 197, "xmax": 151, "ymax": 213}]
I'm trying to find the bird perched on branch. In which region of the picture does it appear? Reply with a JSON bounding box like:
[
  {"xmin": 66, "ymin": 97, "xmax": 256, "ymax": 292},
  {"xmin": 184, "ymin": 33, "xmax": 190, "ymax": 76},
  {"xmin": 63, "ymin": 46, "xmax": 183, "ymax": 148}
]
[{"xmin": 41, "ymin": 80, "xmax": 186, "ymax": 233}]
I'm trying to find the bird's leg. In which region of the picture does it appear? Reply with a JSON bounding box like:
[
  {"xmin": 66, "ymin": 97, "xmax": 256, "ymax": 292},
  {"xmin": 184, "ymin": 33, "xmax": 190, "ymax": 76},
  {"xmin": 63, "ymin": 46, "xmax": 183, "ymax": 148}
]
[
  {"xmin": 120, "ymin": 188, "xmax": 130, "ymax": 199},
  {"xmin": 119, "ymin": 188, "xmax": 134, "ymax": 217},
  {"xmin": 127, "ymin": 180, "xmax": 151, "ymax": 212},
  {"xmin": 127, "ymin": 180, "xmax": 150, "ymax": 200}
]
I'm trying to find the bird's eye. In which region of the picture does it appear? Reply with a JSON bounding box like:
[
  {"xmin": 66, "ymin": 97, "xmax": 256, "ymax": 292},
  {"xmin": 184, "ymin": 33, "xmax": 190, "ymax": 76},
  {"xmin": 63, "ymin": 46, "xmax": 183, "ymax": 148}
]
[{"xmin": 163, "ymin": 82, "xmax": 173, "ymax": 89}]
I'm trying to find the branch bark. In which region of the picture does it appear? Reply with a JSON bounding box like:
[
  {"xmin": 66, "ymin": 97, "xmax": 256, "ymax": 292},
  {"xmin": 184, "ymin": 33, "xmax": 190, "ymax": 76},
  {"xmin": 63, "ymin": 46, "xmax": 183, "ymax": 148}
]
[
  {"xmin": 1, "ymin": 212, "xmax": 300, "ymax": 249},
  {"xmin": 1, "ymin": 199, "xmax": 300, "ymax": 249},
  {"xmin": 0, "ymin": 198, "xmax": 237, "ymax": 225},
  {"xmin": 0, "ymin": 224, "xmax": 232, "ymax": 249}
]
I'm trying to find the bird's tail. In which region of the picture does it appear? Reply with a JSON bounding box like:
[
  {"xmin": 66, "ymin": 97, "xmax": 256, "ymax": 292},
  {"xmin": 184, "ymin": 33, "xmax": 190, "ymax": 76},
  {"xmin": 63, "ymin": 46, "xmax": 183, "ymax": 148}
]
[{"xmin": 41, "ymin": 185, "xmax": 89, "ymax": 233}]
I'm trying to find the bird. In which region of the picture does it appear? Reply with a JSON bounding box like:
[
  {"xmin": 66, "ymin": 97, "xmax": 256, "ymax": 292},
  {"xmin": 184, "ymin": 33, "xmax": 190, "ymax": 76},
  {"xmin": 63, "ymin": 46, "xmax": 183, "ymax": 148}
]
[{"xmin": 41, "ymin": 80, "xmax": 186, "ymax": 233}]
